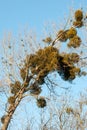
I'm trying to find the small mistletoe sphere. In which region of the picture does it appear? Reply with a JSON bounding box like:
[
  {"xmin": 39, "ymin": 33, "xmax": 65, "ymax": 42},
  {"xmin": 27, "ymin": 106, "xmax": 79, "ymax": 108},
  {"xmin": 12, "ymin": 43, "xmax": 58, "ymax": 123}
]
[
  {"xmin": 1, "ymin": 115, "xmax": 7, "ymax": 124},
  {"xmin": 66, "ymin": 27, "xmax": 77, "ymax": 39},
  {"xmin": 8, "ymin": 96, "xmax": 15, "ymax": 104},
  {"xmin": 66, "ymin": 107, "xmax": 73, "ymax": 114},
  {"xmin": 73, "ymin": 20, "xmax": 83, "ymax": 28},
  {"xmin": 67, "ymin": 36, "xmax": 81, "ymax": 48},
  {"xmin": 37, "ymin": 97, "xmax": 46, "ymax": 108},
  {"xmin": 75, "ymin": 10, "xmax": 83, "ymax": 21},
  {"xmin": 10, "ymin": 81, "xmax": 21, "ymax": 95},
  {"xmin": 30, "ymin": 87, "xmax": 42, "ymax": 96},
  {"xmin": 42, "ymin": 37, "xmax": 52, "ymax": 43},
  {"xmin": 56, "ymin": 30, "xmax": 68, "ymax": 42}
]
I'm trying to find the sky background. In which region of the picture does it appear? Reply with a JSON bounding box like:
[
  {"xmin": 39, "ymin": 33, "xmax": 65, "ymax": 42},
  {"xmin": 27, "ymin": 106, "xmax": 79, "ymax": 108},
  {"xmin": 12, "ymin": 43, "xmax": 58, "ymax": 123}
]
[
  {"xmin": 0, "ymin": 0, "xmax": 87, "ymax": 129},
  {"xmin": 0, "ymin": 0, "xmax": 87, "ymax": 38}
]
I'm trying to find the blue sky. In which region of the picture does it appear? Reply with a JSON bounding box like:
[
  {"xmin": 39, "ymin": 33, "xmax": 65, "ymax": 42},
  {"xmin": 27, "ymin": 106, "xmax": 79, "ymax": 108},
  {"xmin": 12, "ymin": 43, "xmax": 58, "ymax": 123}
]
[{"xmin": 0, "ymin": 0, "xmax": 87, "ymax": 38}]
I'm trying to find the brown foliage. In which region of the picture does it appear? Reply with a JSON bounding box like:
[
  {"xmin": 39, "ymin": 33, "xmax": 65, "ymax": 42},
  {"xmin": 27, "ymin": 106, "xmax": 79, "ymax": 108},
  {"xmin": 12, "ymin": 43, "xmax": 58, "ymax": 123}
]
[
  {"xmin": 10, "ymin": 81, "xmax": 21, "ymax": 95},
  {"xmin": 66, "ymin": 27, "xmax": 77, "ymax": 39},
  {"xmin": 68, "ymin": 35, "xmax": 81, "ymax": 48},
  {"xmin": 56, "ymin": 30, "xmax": 68, "ymax": 42},
  {"xmin": 8, "ymin": 96, "xmax": 15, "ymax": 104},
  {"xmin": 75, "ymin": 10, "xmax": 83, "ymax": 21},
  {"xmin": 37, "ymin": 97, "xmax": 46, "ymax": 108}
]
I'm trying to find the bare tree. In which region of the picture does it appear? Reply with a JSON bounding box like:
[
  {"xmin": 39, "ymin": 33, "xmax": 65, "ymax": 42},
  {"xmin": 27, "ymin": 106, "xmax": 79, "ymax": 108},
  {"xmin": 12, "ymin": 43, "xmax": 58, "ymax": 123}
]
[{"xmin": 0, "ymin": 9, "xmax": 87, "ymax": 130}]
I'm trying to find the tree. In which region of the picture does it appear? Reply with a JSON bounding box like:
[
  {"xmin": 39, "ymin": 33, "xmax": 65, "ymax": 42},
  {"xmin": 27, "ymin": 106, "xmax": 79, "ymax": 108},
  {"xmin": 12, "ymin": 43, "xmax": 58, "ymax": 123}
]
[
  {"xmin": 26, "ymin": 90, "xmax": 87, "ymax": 130},
  {"xmin": 0, "ymin": 9, "xmax": 87, "ymax": 130}
]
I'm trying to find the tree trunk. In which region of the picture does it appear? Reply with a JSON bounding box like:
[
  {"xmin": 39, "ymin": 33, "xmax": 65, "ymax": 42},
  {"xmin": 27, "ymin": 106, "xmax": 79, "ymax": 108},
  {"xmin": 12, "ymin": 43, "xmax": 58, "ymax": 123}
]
[{"xmin": 1, "ymin": 87, "xmax": 26, "ymax": 130}]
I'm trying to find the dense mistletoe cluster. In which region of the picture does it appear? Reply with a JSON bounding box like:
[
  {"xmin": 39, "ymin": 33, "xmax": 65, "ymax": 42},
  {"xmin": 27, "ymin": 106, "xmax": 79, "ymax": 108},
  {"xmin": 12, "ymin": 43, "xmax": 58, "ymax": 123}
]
[{"xmin": 21, "ymin": 46, "xmax": 80, "ymax": 83}]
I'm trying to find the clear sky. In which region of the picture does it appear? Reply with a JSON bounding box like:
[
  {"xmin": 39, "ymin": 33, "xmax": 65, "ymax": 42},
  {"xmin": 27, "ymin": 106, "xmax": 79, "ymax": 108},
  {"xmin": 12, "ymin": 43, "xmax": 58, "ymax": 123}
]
[{"xmin": 0, "ymin": 0, "xmax": 87, "ymax": 38}]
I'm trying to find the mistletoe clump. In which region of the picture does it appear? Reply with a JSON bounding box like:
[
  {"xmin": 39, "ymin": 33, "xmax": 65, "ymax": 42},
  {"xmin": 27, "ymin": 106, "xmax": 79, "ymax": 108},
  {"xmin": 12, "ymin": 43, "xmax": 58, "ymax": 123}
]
[
  {"xmin": 69, "ymin": 53, "xmax": 80, "ymax": 63},
  {"xmin": 66, "ymin": 107, "xmax": 73, "ymax": 114},
  {"xmin": 75, "ymin": 10, "xmax": 83, "ymax": 21},
  {"xmin": 56, "ymin": 30, "xmax": 68, "ymax": 42},
  {"xmin": 58, "ymin": 53, "xmax": 80, "ymax": 81},
  {"xmin": 23, "ymin": 46, "xmax": 81, "ymax": 82},
  {"xmin": 67, "ymin": 35, "xmax": 81, "ymax": 48},
  {"xmin": 66, "ymin": 27, "xmax": 77, "ymax": 39},
  {"xmin": 29, "ymin": 82, "xmax": 42, "ymax": 96},
  {"xmin": 8, "ymin": 96, "xmax": 15, "ymax": 104},
  {"xmin": 62, "ymin": 53, "xmax": 80, "ymax": 64},
  {"xmin": 37, "ymin": 97, "xmax": 46, "ymax": 108},
  {"xmin": 42, "ymin": 37, "xmax": 52, "ymax": 43},
  {"xmin": 10, "ymin": 81, "xmax": 21, "ymax": 95},
  {"xmin": 25, "ymin": 46, "xmax": 59, "ymax": 84},
  {"xmin": 73, "ymin": 20, "xmax": 83, "ymax": 28},
  {"xmin": 73, "ymin": 10, "xmax": 83, "ymax": 28}
]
